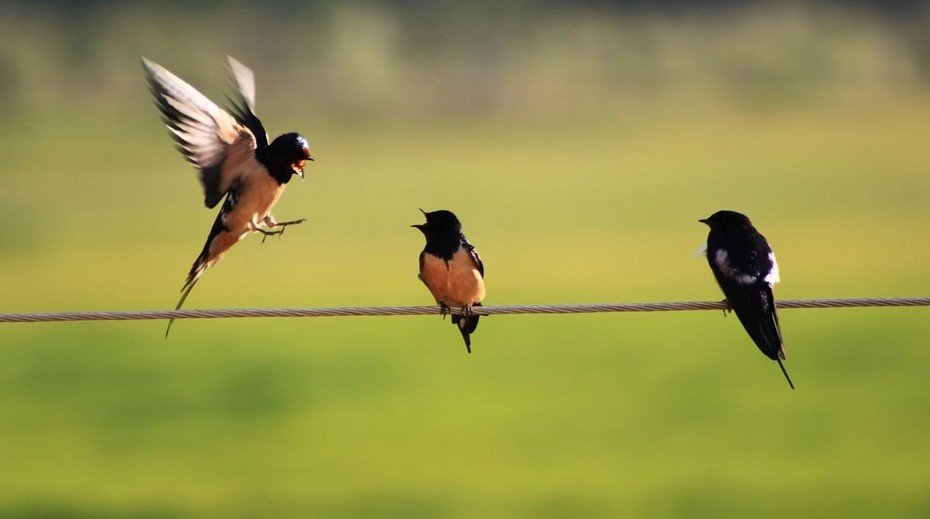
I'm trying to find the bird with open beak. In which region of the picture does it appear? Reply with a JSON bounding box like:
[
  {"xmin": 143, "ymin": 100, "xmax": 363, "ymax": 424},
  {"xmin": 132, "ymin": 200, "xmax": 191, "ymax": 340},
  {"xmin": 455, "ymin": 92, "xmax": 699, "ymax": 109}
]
[
  {"xmin": 413, "ymin": 209, "xmax": 486, "ymax": 353},
  {"xmin": 143, "ymin": 56, "xmax": 314, "ymax": 335}
]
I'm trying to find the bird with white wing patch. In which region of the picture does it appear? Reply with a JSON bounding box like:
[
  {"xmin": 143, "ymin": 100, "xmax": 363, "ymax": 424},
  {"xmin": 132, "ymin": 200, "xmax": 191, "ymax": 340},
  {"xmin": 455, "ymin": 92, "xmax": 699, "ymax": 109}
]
[{"xmin": 700, "ymin": 210, "xmax": 794, "ymax": 389}]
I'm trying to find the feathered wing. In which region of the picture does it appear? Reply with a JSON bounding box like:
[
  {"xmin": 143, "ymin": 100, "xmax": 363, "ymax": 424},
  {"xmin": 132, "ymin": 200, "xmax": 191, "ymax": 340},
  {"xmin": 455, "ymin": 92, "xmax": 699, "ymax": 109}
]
[
  {"xmin": 144, "ymin": 57, "xmax": 268, "ymax": 336},
  {"xmin": 164, "ymin": 133, "xmax": 262, "ymax": 337},
  {"xmin": 464, "ymin": 241, "xmax": 484, "ymax": 277},
  {"xmin": 142, "ymin": 57, "xmax": 257, "ymax": 208},
  {"xmin": 226, "ymin": 56, "xmax": 268, "ymax": 147},
  {"xmin": 722, "ymin": 280, "xmax": 783, "ymax": 360},
  {"xmin": 452, "ymin": 240, "xmax": 484, "ymax": 353},
  {"xmin": 718, "ymin": 279, "xmax": 794, "ymax": 388}
]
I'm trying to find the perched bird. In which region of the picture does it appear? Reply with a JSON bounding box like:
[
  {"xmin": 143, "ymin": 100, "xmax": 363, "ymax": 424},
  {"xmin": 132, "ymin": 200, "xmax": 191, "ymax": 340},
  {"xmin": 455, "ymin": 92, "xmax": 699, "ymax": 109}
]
[
  {"xmin": 142, "ymin": 57, "xmax": 313, "ymax": 335},
  {"xmin": 700, "ymin": 210, "xmax": 794, "ymax": 389},
  {"xmin": 413, "ymin": 209, "xmax": 485, "ymax": 353}
]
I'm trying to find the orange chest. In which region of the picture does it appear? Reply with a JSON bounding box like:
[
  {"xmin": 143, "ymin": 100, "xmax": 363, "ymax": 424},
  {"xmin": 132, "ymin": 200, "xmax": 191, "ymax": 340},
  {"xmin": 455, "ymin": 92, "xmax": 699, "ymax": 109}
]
[
  {"xmin": 420, "ymin": 249, "xmax": 485, "ymax": 307},
  {"xmin": 224, "ymin": 175, "xmax": 286, "ymax": 231}
]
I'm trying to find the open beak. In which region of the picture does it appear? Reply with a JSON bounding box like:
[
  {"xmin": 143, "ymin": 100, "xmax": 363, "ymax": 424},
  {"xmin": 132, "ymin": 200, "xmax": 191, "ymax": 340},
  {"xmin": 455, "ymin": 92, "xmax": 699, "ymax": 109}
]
[{"xmin": 293, "ymin": 160, "xmax": 309, "ymax": 179}]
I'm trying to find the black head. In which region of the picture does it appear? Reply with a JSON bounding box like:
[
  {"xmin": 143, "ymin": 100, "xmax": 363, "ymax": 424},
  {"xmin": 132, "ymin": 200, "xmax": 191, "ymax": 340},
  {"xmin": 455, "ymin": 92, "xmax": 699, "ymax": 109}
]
[
  {"xmin": 268, "ymin": 132, "xmax": 313, "ymax": 181},
  {"xmin": 699, "ymin": 210, "xmax": 753, "ymax": 231},
  {"xmin": 412, "ymin": 209, "xmax": 462, "ymax": 238}
]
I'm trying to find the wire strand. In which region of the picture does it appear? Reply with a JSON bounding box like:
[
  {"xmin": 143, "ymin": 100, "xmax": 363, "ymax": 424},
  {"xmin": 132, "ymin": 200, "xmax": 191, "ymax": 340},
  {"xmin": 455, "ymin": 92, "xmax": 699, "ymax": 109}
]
[{"xmin": 0, "ymin": 297, "xmax": 927, "ymax": 324}]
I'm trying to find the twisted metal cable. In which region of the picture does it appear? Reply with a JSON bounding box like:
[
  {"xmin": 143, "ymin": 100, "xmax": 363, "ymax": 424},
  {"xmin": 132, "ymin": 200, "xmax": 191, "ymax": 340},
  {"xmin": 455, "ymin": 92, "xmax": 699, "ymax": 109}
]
[{"xmin": 0, "ymin": 297, "xmax": 927, "ymax": 324}]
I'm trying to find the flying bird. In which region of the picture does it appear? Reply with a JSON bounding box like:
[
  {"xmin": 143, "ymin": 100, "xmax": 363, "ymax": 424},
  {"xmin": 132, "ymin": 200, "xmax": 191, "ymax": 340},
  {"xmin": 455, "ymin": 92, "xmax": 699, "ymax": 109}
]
[
  {"xmin": 142, "ymin": 56, "xmax": 313, "ymax": 335},
  {"xmin": 413, "ymin": 209, "xmax": 485, "ymax": 353},
  {"xmin": 700, "ymin": 210, "xmax": 794, "ymax": 389}
]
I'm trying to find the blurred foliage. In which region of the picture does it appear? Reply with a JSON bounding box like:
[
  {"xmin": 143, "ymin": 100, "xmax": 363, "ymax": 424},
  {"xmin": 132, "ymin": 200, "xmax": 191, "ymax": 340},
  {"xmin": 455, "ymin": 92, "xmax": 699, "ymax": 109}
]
[{"xmin": 0, "ymin": 0, "xmax": 930, "ymax": 120}]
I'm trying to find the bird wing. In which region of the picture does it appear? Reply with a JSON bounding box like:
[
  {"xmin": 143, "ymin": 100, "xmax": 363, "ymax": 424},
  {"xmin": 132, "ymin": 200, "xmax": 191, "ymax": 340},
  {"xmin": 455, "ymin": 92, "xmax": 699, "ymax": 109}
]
[
  {"xmin": 225, "ymin": 56, "xmax": 269, "ymax": 147},
  {"xmin": 708, "ymin": 246, "xmax": 784, "ymax": 360},
  {"xmin": 718, "ymin": 277, "xmax": 784, "ymax": 361},
  {"xmin": 464, "ymin": 242, "xmax": 484, "ymax": 277},
  {"xmin": 142, "ymin": 58, "xmax": 259, "ymax": 208}
]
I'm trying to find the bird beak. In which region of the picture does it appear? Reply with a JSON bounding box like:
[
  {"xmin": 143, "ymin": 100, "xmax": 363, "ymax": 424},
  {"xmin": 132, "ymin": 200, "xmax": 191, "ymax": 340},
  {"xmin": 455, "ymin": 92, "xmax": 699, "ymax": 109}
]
[
  {"xmin": 698, "ymin": 218, "xmax": 709, "ymax": 225},
  {"xmin": 411, "ymin": 224, "xmax": 425, "ymax": 231},
  {"xmin": 293, "ymin": 160, "xmax": 308, "ymax": 179}
]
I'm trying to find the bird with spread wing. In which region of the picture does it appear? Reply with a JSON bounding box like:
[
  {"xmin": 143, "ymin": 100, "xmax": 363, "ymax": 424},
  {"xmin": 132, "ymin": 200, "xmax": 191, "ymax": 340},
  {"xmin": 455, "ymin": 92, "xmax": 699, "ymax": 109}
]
[{"xmin": 142, "ymin": 57, "xmax": 313, "ymax": 336}]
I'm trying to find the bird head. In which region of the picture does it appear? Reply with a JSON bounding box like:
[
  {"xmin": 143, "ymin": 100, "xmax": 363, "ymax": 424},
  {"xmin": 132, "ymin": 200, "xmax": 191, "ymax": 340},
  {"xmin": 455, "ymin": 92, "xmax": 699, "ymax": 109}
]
[
  {"xmin": 412, "ymin": 209, "xmax": 462, "ymax": 238},
  {"xmin": 270, "ymin": 132, "xmax": 313, "ymax": 179},
  {"xmin": 699, "ymin": 210, "xmax": 752, "ymax": 231}
]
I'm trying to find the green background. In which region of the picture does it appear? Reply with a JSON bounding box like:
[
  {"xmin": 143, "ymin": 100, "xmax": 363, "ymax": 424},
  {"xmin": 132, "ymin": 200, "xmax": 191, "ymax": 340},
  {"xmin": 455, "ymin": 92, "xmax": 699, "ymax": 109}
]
[{"xmin": 1, "ymin": 2, "xmax": 929, "ymax": 517}]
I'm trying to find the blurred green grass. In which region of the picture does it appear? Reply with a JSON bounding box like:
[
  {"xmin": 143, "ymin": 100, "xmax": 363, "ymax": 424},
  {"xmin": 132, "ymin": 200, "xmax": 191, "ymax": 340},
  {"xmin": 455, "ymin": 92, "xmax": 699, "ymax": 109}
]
[
  {"xmin": 2, "ymin": 4, "xmax": 930, "ymax": 513},
  {"xmin": 1, "ymin": 98, "xmax": 929, "ymax": 517}
]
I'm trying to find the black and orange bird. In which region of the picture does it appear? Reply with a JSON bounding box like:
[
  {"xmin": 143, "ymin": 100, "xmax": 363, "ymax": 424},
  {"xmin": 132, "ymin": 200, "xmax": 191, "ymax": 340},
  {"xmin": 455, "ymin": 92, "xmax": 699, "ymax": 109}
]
[
  {"xmin": 413, "ymin": 209, "xmax": 485, "ymax": 353},
  {"xmin": 142, "ymin": 57, "xmax": 313, "ymax": 335},
  {"xmin": 700, "ymin": 210, "xmax": 794, "ymax": 389}
]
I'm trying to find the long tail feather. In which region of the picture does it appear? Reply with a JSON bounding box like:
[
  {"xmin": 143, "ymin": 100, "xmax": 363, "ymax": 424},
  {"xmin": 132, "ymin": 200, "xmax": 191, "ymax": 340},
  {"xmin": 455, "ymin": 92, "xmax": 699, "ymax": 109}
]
[
  {"xmin": 165, "ymin": 261, "xmax": 207, "ymax": 338},
  {"xmin": 451, "ymin": 305, "xmax": 481, "ymax": 354},
  {"xmin": 776, "ymin": 357, "xmax": 795, "ymax": 390}
]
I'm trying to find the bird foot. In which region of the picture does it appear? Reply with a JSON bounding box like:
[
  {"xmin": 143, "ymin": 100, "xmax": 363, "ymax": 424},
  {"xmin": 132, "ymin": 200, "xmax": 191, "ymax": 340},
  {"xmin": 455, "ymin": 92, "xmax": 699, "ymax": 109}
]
[
  {"xmin": 720, "ymin": 299, "xmax": 733, "ymax": 316},
  {"xmin": 258, "ymin": 219, "xmax": 306, "ymax": 243},
  {"xmin": 439, "ymin": 303, "xmax": 451, "ymax": 320},
  {"xmin": 257, "ymin": 227, "xmax": 284, "ymax": 243},
  {"xmin": 461, "ymin": 305, "xmax": 473, "ymax": 317},
  {"xmin": 273, "ymin": 218, "xmax": 307, "ymax": 228}
]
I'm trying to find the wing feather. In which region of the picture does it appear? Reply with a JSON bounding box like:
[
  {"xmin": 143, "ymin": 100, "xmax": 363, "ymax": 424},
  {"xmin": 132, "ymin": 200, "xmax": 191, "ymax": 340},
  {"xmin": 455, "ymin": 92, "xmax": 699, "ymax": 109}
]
[
  {"xmin": 226, "ymin": 56, "xmax": 268, "ymax": 147},
  {"xmin": 142, "ymin": 57, "xmax": 256, "ymax": 208},
  {"xmin": 464, "ymin": 242, "xmax": 484, "ymax": 277}
]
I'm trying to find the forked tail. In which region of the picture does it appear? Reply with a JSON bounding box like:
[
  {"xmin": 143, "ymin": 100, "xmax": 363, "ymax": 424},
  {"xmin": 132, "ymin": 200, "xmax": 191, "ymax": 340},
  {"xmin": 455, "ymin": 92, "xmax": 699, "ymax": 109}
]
[
  {"xmin": 165, "ymin": 258, "xmax": 208, "ymax": 338},
  {"xmin": 451, "ymin": 303, "xmax": 481, "ymax": 354}
]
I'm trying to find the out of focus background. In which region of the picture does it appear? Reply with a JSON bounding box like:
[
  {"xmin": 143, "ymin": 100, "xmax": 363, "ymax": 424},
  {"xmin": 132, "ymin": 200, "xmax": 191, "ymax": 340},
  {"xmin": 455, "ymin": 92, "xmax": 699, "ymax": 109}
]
[{"xmin": 1, "ymin": 0, "xmax": 929, "ymax": 516}]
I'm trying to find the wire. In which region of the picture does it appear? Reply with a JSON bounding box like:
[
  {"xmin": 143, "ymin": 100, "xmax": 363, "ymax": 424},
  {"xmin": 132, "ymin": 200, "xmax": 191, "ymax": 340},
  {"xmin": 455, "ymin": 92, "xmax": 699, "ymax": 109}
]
[{"xmin": 0, "ymin": 297, "xmax": 927, "ymax": 324}]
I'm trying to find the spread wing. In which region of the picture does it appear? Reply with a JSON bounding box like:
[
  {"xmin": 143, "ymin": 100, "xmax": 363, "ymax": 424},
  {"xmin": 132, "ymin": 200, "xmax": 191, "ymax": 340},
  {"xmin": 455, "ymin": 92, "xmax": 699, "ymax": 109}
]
[
  {"xmin": 464, "ymin": 241, "xmax": 484, "ymax": 277},
  {"xmin": 225, "ymin": 56, "xmax": 268, "ymax": 147},
  {"xmin": 142, "ymin": 58, "xmax": 259, "ymax": 208}
]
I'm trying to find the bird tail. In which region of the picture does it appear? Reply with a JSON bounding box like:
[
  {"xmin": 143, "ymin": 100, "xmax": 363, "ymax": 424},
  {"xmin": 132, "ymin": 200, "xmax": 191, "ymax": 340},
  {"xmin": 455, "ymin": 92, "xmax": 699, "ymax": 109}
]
[
  {"xmin": 165, "ymin": 254, "xmax": 208, "ymax": 338},
  {"xmin": 776, "ymin": 357, "xmax": 795, "ymax": 390},
  {"xmin": 166, "ymin": 207, "xmax": 228, "ymax": 337},
  {"xmin": 451, "ymin": 304, "xmax": 481, "ymax": 354}
]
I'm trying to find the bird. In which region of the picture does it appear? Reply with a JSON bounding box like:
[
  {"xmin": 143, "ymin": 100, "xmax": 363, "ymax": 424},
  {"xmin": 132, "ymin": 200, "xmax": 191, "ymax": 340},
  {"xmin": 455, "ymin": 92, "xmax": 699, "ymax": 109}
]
[
  {"xmin": 700, "ymin": 210, "xmax": 794, "ymax": 389},
  {"xmin": 142, "ymin": 56, "xmax": 313, "ymax": 336},
  {"xmin": 413, "ymin": 209, "xmax": 485, "ymax": 353}
]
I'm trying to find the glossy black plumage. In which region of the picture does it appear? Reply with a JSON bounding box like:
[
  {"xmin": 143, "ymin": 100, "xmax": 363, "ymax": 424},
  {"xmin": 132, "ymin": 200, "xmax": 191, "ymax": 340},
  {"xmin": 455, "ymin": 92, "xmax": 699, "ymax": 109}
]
[
  {"xmin": 414, "ymin": 210, "xmax": 485, "ymax": 353},
  {"xmin": 701, "ymin": 210, "xmax": 794, "ymax": 389}
]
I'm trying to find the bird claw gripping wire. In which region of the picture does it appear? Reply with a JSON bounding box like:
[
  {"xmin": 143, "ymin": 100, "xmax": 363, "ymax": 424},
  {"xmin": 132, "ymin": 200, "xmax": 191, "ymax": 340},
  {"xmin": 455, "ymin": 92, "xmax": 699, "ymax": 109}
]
[
  {"xmin": 721, "ymin": 299, "xmax": 733, "ymax": 316},
  {"xmin": 439, "ymin": 303, "xmax": 451, "ymax": 320}
]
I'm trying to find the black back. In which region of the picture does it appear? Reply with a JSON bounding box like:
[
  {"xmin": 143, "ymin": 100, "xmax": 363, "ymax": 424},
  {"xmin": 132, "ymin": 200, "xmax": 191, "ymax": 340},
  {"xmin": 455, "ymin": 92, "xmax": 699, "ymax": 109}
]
[{"xmin": 702, "ymin": 210, "xmax": 783, "ymax": 361}]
